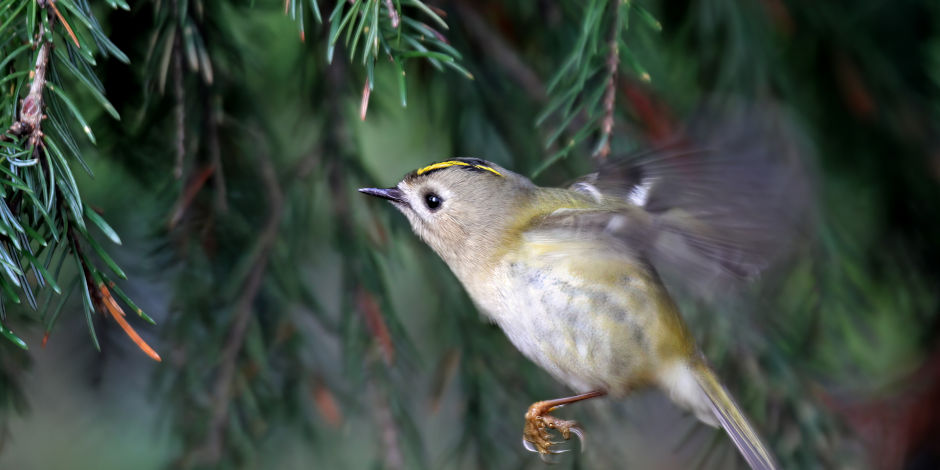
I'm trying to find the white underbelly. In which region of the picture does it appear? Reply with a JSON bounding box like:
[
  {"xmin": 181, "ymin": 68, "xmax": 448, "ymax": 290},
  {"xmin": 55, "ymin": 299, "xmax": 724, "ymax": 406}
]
[{"xmin": 474, "ymin": 259, "xmax": 662, "ymax": 395}]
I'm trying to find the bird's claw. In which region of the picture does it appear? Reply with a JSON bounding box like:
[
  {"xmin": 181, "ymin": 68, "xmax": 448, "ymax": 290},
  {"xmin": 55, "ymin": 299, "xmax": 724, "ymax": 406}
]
[
  {"xmin": 522, "ymin": 406, "xmax": 586, "ymax": 459},
  {"xmin": 537, "ymin": 447, "xmax": 573, "ymax": 464},
  {"xmin": 568, "ymin": 426, "xmax": 585, "ymax": 448},
  {"xmin": 522, "ymin": 437, "xmax": 538, "ymax": 453}
]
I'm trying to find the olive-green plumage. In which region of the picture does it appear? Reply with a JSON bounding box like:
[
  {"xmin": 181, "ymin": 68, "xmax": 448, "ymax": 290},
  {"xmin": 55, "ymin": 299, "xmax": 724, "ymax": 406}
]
[{"xmin": 360, "ymin": 155, "xmax": 785, "ymax": 470}]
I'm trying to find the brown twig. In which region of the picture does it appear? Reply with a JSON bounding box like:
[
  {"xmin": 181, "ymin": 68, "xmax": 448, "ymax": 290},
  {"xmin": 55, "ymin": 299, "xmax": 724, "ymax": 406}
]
[
  {"xmin": 594, "ymin": 3, "xmax": 621, "ymax": 163},
  {"xmin": 189, "ymin": 141, "xmax": 285, "ymax": 465},
  {"xmin": 207, "ymin": 94, "xmax": 228, "ymax": 212},
  {"xmin": 168, "ymin": 164, "xmax": 214, "ymax": 229},
  {"xmin": 619, "ymin": 77, "xmax": 675, "ymax": 143},
  {"xmin": 311, "ymin": 379, "xmax": 344, "ymax": 427},
  {"xmin": 369, "ymin": 379, "xmax": 404, "ymax": 470},
  {"xmin": 68, "ymin": 227, "xmax": 161, "ymax": 361},
  {"xmin": 98, "ymin": 283, "xmax": 161, "ymax": 361},
  {"xmin": 357, "ymin": 287, "xmax": 395, "ymax": 365},
  {"xmin": 2, "ymin": 9, "xmax": 64, "ymax": 145},
  {"xmin": 384, "ymin": 0, "xmax": 399, "ymax": 28},
  {"xmin": 46, "ymin": 1, "xmax": 78, "ymax": 48},
  {"xmin": 173, "ymin": 40, "xmax": 185, "ymax": 179},
  {"xmin": 360, "ymin": 78, "xmax": 371, "ymax": 121},
  {"xmin": 19, "ymin": 18, "xmax": 54, "ymax": 149}
]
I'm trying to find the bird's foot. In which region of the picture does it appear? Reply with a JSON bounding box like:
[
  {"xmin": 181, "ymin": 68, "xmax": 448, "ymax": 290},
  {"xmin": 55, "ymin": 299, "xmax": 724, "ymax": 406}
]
[{"xmin": 522, "ymin": 401, "xmax": 585, "ymax": 460}]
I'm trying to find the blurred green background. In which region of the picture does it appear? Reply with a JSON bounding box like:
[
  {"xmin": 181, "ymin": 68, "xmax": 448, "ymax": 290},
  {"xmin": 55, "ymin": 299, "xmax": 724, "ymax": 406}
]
[{"xmin": 1, "ymin": 0, "xmax": 939, "ymax": 469}]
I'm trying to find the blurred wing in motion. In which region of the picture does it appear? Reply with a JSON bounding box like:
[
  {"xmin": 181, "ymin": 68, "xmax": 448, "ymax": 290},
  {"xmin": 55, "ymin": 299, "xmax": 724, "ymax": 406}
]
[{"xmin": 572, "ymin": 101, "xmax": 815, "ymax": 297}]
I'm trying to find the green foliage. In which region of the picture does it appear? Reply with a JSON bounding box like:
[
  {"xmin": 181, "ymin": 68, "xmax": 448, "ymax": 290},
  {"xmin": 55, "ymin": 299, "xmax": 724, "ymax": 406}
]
[
  {"xmin": 1, "ymin": 0, "xmax": 939, "ymax": 469},
  {"xmin": 0, "ymin": 0, "xmax": 150, "ymax": 359},
  {"xmin": 289, "ymin": 0, "xmax": 469, "ymax": 114},
  {"xmin": 535, "ymin": 0, "xmax": 660, "ymax": 175}
]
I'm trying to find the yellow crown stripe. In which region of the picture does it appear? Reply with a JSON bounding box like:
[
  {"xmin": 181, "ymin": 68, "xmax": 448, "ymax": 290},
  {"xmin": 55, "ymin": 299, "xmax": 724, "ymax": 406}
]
[
  {"xmin": 471, "ymin": 164, "xmax": 504, "ymax": 177},
  {"xmin": 416, "ymin": 160, "xmax": 503, "ymax": 177},
  {"xmin": 416, "ymin": 161, "xmax": 470, "ymax": 175}
]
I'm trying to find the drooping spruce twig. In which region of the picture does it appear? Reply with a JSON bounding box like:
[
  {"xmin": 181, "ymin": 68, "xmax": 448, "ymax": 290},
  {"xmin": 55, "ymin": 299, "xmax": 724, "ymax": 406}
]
[
  {"xmin": 383, "ymin": 0, "xmax": 399, "ymax": 28},
  {"xmin": 534, "ymin": 0, "xmax": 658, "ymax": 176},
  {"xmin": 69, "ymin": 226, "xmax": 160, "ymax": 361},
  {"xmin": 0, "ymin": 2, "xmax": 149, "ymax": 357},
  {"xmin": 7, "ymin": 18, "xmax": 53, "ymax": 147},
  {"xmin": 285, "ymin": 0, "xmax": 470, "ymax": 119},
  {"xmin": 185, "ymin": 139, "xmax": 284, "ymax": 466},
  {"xmin": 145, "ymin": 0, "xmax": 221, "ymax": 222},
  {"xmin": 371, "ymin": 378, "xmax": 405, "ymax": 470},
  {"xmin": 173, "ymin": 35, "xmax": 186, "ymax": 179},
  {"xmin": 594, "ymin": 3, "xmax": 621, "ymax": 163},
  {"xmin": 206, "ymin": 95, "xmax": 227, "ymax": 213}
]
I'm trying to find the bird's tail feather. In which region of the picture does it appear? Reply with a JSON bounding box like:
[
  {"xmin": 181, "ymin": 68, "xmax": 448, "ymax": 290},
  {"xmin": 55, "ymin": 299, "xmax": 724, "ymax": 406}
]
[{"xmin": 693, "ymin": 363, "xmax": 779, "ymax": 470}]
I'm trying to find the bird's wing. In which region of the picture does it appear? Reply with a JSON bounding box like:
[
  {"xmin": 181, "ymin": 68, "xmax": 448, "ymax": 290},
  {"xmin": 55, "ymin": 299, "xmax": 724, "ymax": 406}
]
[
  {"xmin": 521, "ymin": 206, "xmax": 654, "ymax": 270},
  {"xmin": 561, "ymin": 102, "xmax": 814, "ymax": 298}
]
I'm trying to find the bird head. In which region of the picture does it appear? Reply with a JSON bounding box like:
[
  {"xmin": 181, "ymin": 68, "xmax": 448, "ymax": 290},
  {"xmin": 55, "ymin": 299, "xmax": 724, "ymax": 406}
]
[{"xmin": 359, "ymin": 158, "xmax": 534, "ymax": 269}]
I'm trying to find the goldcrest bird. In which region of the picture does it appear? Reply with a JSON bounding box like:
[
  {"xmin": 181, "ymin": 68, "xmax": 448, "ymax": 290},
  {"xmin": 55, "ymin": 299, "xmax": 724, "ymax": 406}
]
[{"xmin": 360, "ymin": 110, "xmax": 807, "ymax": 470}]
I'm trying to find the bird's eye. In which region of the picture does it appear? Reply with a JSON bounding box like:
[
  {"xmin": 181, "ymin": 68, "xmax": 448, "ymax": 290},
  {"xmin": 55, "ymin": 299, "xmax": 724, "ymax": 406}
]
[{"xmin": 424, "ymin": 193, "xmax": 442, "ymax": 211}]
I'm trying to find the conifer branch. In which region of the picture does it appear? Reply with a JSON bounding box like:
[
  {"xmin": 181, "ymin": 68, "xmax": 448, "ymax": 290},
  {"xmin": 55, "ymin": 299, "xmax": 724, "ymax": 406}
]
[
  {"xmin": 173, "ymin": 44, "xmax": 185, "ymax": 180},
  {"xmin": 68, "ymin": 226, "xmax": 160, "ymax": 361},
  {"xmin": 534, "ymin": 0, "xmax": 657, "ymax": 176},
  {"xmin": 384, "ymin": 0, "xmax": 399, "ymax": 28},
  {"xmin": 8, "ymin": 17, "xmax": 53, "ymax": 145},
  {"xmin": 594, "ymin": 3, "xmax": 621, "ymax": 163},
  {"xmin": 371, "ymin": 379, "xmax": 404, "ymax": 470},
  {"xmin": 207, "ymin": 97, "xmax": 227, "ymax": 213},
  {"xmin": 286, "ymin": 0, "xmax": 470, "ymax": 114},
  {"xmin": 190, "ymin": 142, "xmax": 284, "ymax": 466},
  {"xmin": 0, "ymin": 4, "xmax": 144, "ymax": 356},
  {"xmin": 0, "ymin": 3, "xmax": 923, "ymax": 470}
]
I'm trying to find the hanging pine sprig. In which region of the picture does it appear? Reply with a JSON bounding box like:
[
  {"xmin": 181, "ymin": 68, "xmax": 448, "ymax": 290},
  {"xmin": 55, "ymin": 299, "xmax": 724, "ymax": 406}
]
[
  {"xmin": 286, "ymin": 0, "xmax": 470, "ymax": 119},
  {"xmin": 140, "ymin": 0, "xmax": 216, "ymax": 182},
  {"xmin": 0, "ymin": 0, "xmax": 157, "ymax": 360},
  {"xmin": 534, "ymin": 0, "xmax": 660, "ymax": 176}
]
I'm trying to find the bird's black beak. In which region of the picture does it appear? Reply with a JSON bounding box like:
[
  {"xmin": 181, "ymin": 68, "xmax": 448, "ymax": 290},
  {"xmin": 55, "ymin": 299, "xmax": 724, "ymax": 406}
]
[{"xmin": 358, "ymin": 187, "xmax": 407, "ymax": 205}]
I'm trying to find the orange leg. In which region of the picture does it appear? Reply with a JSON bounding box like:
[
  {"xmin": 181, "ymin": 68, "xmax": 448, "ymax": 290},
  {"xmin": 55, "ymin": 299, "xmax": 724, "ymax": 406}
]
[{"xmin": 522, "ymin": 390, "xmax": 606, "ymax": 458}]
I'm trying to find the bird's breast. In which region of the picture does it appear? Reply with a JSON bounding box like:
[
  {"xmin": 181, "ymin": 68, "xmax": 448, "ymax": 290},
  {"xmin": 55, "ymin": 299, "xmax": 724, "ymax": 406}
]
[{"xmin": 465, "ymin": 243, "xmax": 690, "ymax": 395}]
